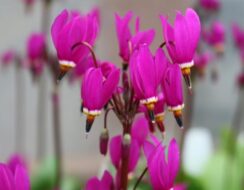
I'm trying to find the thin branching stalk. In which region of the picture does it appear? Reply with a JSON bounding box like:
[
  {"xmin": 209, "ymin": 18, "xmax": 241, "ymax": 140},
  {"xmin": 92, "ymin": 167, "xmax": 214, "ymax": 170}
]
[
  {"xmin": 133, "ymin": 167, "xmax": 148, "ymax": 190},
  {"xmin": 15, "ymin": 58, "xmax": 26, "ymax": 154}
]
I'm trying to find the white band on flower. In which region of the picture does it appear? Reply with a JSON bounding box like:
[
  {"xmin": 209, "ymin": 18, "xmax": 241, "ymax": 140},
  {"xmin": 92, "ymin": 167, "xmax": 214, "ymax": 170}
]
[
  {"xmin": 168, "ymin": 104, "xmax": 185, "ymax": 112},
  {"xmin": 83, "ymin": 107, "xmax": 102, "ymax": 116},
  {"xmin": 155, "ymin": 112, "xmax": 165, "ymax": 117},
  {"xmin": 140, "ymin": 96, "xmax": 158, "ymax": 105},
  {"xmin": 59, "ymin": 60, "xmax": 76, "ymax": 68},
  {"xmin": 179, "ymin": 60, "xmax": 194, "ymax": 69}
]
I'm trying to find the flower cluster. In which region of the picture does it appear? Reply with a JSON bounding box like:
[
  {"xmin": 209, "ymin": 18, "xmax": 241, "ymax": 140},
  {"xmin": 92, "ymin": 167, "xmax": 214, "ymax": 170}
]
[
  {"xmin": 193, "ymin": 0, "xmax": 226, "ymax": 80},
  {"xmin": 50, "ymin": 7, "xmax": 201, "ymax": 190}
]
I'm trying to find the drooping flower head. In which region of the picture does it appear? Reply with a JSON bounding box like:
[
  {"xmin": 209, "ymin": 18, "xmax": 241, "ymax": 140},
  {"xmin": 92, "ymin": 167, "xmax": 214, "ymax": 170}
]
[
  {"xmin": 115, "ymin": 11, "xmax": 155, "ymax": 66},
  {"xmin": 203, "ymin": 21, "xmax": 225, "ymax": 55},
  {"xmin": 81, "ymin": 65, "xmax": 120, "ymax": 133},
  {"xmin": 162, "ymin": 64, "xmax": 184, "ymax": 128},
  {"xmin": 199, "ymin": 0, "xmax": 221, "ymax": 11},
  {"xmin": 1, "ymin": 50, "xmax": 16, "ymax": 66},
  {"xmin": 194, "ymin": 51, "xmax": 213, "ymax": 77},
  {"xmin": 232, "ymin": 23, "xmax": 244, "ymax": 50},
  {"xmin": 129, "ymin": 45, "xmax": 166, "ymax": 122},
  {"xmin": 0, "ymin": 161, "xmax": 30, "ymax": 190},
  {"xmin": 160, "ymin": 8, "xmax": 201, "ymax": 90},
  {"xmin": 85, "ymin": 170, "xmax": 114, "ymax": 190},
  {"xmin": 27, "ymin": 32, "xmax": 46, "ymax": 77},
  {"xmin": 51, "ymin": 9, "xmax": 98, "ymax": 81},
  {"xmin": 143, "ymin": 137, "xmax": 180, "ymax": 190},
  {"xmin": 22, "ymin": 0, "xmax": 35, "ymax": 10}
]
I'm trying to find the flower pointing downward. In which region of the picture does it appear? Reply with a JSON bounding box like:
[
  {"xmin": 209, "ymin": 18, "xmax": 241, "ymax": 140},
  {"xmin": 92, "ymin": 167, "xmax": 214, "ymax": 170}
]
[
  {"xmin": 51, "ymin": 9, "xmax": 98, "ymax": 81},
  {"xmin": 144, "ymin": 137, "xmax": 180, "ymax": 190},
  {"xmin": 160, "ymin": 8, "xmax": 201, "ymax": 91},
  {"xmin": 81, "ymin": 66, "xmax": 120, "ymax": 133},
  {"xmin": 129, "ymin": 45, "xmax": 165, "ymax": 122}
]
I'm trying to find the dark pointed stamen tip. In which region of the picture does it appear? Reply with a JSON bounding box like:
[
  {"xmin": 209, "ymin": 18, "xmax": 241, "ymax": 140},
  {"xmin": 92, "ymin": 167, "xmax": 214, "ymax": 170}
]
[
  {"xmin": 148, "ymin": 110, "xmax": 155, "ymax": 123},
  {"xmin": 183, "ymin": 74, "xmax": 192, "ymax": 91},
  {"xmin": 174, "ymin": 115, "xmax": 184, "ymax": 129},
  {"xmin": 86, "ymin": 119, "xmax": 94, "ymax": 133},
  {"xmin": 57, "ymin": 70, "xmax": 67, "ymax": 82},
  {"xmin": 80, "ymin": 104, "xmax": 83, "ymax": 113},
  {"xmin": 122, "ymin": 64, "xmax": 128, "ymax": 71}
]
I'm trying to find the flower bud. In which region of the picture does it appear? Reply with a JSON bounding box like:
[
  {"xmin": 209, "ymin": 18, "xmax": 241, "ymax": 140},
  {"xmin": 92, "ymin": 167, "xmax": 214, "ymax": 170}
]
[
  {"xmin": 122, "ymin": 134, "xmax": 131, "ymax": 159},
  {"xmin": 99, "ymin": 128, "xmax": 109, "ymax": 155}
]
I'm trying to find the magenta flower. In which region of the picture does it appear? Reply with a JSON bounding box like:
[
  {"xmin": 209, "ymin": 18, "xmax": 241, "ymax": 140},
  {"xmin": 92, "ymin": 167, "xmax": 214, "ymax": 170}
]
[
  {"xmin": 199, "ymin": 0, "xmax": 220, "ymax": 11},
  {"xmin": 27, "ymin": 33, "xmax": 46, "ymax": 77},
  {"xmin": 232, "ymin": 23, "xmax": 244, "ymax": 49},
  {"xmin": 85, "ymin": 170, "xmax": 114, "ymax": 190},
  {"xmin": 194, "ymin": 52, "xmax": 213, "ymax": 77},
  {"xmin": 144, "ymin": 137, "xmax": 180, "ymax": 190},
  {"xmin": 203, "ymin": 21, "xmax": 225, "ymax": 54},
  {"xmin": 115, "ymin": 11, "xmax": 155, "ymax": 64},
  {"xmin": 0, "ymin": 162, "xmax": 30, "ymax": 190},
  {"xmin": 1, "ymin": 50, "xmax": 16, "ymax": 66},
  {"xmin": 160, "ymin": 8, "xmax": 201, "ymax": 89},
  {"xmin": 51, "ymin": 9, "xmax": 98, "ymax": 80},
  {"xmin": 162, "ymin": 64, "xmax": 184, "ymax": 128},
  {"xmin": 81, "ymin": 66, "xmax": 120, "ymax": 133},
  {"xmin": 129, "ymin": 45, "xmax": 166, "ymax": 121}
]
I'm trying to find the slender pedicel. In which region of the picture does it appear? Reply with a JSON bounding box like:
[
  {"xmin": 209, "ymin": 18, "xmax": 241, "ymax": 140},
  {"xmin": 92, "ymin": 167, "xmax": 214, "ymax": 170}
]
[
  {"xmin": 72, "ymin": 41, "xmax": 98, "ymax": 68},
  {"xmin": 145, "ymin": 103, "xmax": 156, "ymax": 123}
]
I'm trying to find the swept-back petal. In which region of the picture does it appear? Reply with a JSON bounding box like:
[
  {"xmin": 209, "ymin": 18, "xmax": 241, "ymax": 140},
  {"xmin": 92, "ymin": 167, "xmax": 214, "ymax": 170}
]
[
  {"xmin": 51, "ymin": 9, "xmax": 69, "ymax": 48},
  {"xmin": 109, "ymin": 135, "xmax": 122, "ymax": 169},
  {"xmin": 131, "ymin": 116, "xmax": 149, "ymax": 146},
  {"xmin": 167, "ymin": 138, "xmax": 180, "ymax": 187},
  {"xmin": 0, "ymin": 164, "xmax": 15, "ymax": 190},
  {"xmin": 14, "ymin": 165, "xmax": 30, "ymax": 190},
  {"xmin": 85, "ymin": 177, "xmax": 100, "ymax": 190}
]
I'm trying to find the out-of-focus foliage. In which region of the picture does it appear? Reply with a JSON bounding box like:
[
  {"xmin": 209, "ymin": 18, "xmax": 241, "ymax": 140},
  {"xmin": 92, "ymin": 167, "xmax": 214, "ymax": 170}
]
[{"xmin": 31, "ymin": 157, "xmax": 81, "ymax": 190}]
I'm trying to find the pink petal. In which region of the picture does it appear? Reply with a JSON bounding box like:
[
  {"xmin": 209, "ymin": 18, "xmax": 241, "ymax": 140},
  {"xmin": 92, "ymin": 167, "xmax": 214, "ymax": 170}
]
[
  {"xmin": 101, "ymin": 68, "xmax": 120, "ymax": 106},
  {"xmin": 51, "ymin": 9, "xmax": 69, "ymax": 48},
  {"xmin": 7, "ymin": 154, "xmax": 27, "ymax": 174},
  {"xmin": 131, "ymin": 116, "xmax": 149, "ymax": 146},
  {"xmin": 14, "ymin": 165, "xmax": 30, "ymax": 190},
  {"xmin": 100, "ymin": 170, "xmax": 114, "ymax": 189},
  {"xmin": 162, "ymin": 64, "xmax": 183, "ymax": 108},
  {"xmin": 81, "ymin": 68, "xmax": 104, "ymax": 110},
  {"xmin": 167, "ymin": 138, "xmax": 180, "ymax": 187},
  {"xmin": 109, "ymin": 135, "xmax": 122, "ymax": 169},
  {"xmin": 128, "ymin": 140, "xmax": 140, "ymax": 172},
  {"xmin": 85, "ymin": 177, "xmax": 100, "ymax": 190},
  {"xmin": 0, "ymin": 164, "xmax": 15, "ymax": 190},
  {"xmin": 131, "ymin": 29, "xmax": 155, "ymax": 51}
]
